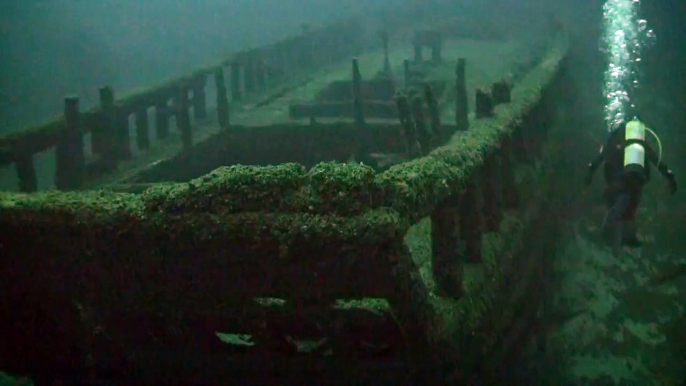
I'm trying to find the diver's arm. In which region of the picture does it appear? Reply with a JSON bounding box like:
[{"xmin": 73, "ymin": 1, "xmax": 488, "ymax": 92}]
[{"xmin": 646, "ymin": 143, "xmax": 677, "ymax": 194}]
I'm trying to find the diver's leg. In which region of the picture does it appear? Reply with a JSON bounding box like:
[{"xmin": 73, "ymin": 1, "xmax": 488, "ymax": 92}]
[
  {"xmin": 622, "ymin": 189, "xmax": 643, "ymax": 247},
  {"xmin": 605, "ymin": 191, "xmax": 630, "ymax": 251}
]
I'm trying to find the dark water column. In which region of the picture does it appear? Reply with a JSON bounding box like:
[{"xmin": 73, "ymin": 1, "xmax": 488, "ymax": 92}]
[{"xmin": 55, "ymin": 96, "xmax": 85, "ymax": 190}]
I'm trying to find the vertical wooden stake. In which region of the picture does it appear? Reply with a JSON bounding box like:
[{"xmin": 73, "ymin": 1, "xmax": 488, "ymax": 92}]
[
  {"xmin": 475, "ymin": 88, "xmax": 494, "ymax": 119},
  {"xmin": 214, "ymin": 67, "xmax": 230, "ymax": 129},
  {"xmin": 154, "ymin": 95, "xmax": 170, "ymax": 140},
  {"xmin": 500, "ymin": 139, "xmax": 520, "ymax": 209},
  {"xmin": 380, "ymin": 30, "xmax": 391, "ymax": 75},
  {"xmin": 192, "ymin": 75, "xmax": 207, "ymax": 120},
  {"xmin": 431, "ymin": 194, "xmax": 463, "ymax": 297},
  {"xmin": 15, "ymin": 153, "xmax": 37, "ymax": 193},
  {"xmin": 135, "ymin": 107, "xmax": 150, "ymax": 151},
  {"xmin": 455, "ymin": 58, "xmax": 469, "ymax": 131},
  {"xmin": 482, "ymin": 155, "xmax": 502, "ymax": 231},
  {"xmin": 176, "ymin": 87, "xmax": 192, "ymax": 151},
  {"xmin": 491, "ymin": 80, "xmax": 511, "ymax": 105},
  {"xmin": 403, "ymin": 58, "xmax": 411, "ymax": 90},
  {"xmin": 352, "ymin": 58, "xmax": 364, "ymax": 128},
  {"xmin": 98, "ymin": 86, "xmax": 119, "ymax": 170},
  {"xmin": 55, "ymin": 96, "xmax": 85, "ymax": 190},
  {"xmin": 431, "ymin": 33, "xmax": 442, "ymax": 63},
  {"xmin": 413, "ymin": 33, "xmax": 423, "ymax": 62},
  {"xmin": 459, "ymin": 175, "xmax": 483, "ymax": 263},
  {"xmin": 231, "ymin": 62, "xmax": 245, "ymax": 101}
]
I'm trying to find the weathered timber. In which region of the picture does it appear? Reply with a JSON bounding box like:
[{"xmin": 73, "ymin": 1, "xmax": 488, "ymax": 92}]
[
  {"xmin": 215, "ymin": 67, "xmax": 230, "ymax": 129},
  {"xmin": 175, "ymin": 87, "xmax": 193, "ymax": 151},
  {"xmin": 289, "ymin": 101, "xmax": 397, "ymax": 119},
  {"xmin": 430, "ymin": 193, "xmax": 463, "ymax": 297},
  {"xmin": 54, "ymin": 96, "xmax": 85, "ymax": 190},
  {"xmin": 482, "ymin": 154, "xmax": 502, "ymax": 231},
  {"xmin": 231, "ymin": 62, "xmax": 245, "ymax": 101},
  {"xmin": 491, "ymin": 79, "xmax": 511, "ymax": 104},
  {"xmin": 192, "ymin": 75, "xmax": 207, "ymax": 120},
  {"xmin": 454, "ymin": 58, "xmax": 468, "ymax": 130},
  {"xmin": 403, "ymin": 58, "xmax": 411, "ymax": 89},
  {"xmin": 154, "ymin": 94, "xmax": 170, "ymax": 140},
  {"xmin": 351, "ymin": 58, "xmax": 365, "ymax": 128},
  {"xmin": 98, "ymin": 86, "xmax": 120, "ymax": 170},
  {"xmin": 458, "ymin": 174, "xmax": 483, "ymax": 263},
  {"xmin": 500, "ymin": 139, "xmax": 520, "ymax": 209},
  {"xmin": 15, "ymin": 153, "xmax": 37, "ymax": 193},
  {"xmin": 134, "ymin": 107, "xmax": 150, "ymax": 151},
  {"xmin": 475, "ymin": 88, "xmax": 494, "ymax": 119}
]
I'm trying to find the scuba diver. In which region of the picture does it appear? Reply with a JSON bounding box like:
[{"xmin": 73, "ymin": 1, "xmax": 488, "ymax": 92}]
[{"xmin": 585, "ymin": 118, "xmax": 677, "ymax": 252}]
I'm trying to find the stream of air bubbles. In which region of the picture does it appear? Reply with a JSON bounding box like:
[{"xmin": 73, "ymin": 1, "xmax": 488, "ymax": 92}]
[{"xmin": 601, "ymin": 0, "xmax": 655, "ymax": 132}]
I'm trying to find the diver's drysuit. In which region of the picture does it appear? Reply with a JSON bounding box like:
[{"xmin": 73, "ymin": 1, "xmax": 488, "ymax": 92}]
[{"xmin": 585, "ymin": 119, "xmax": 677, "ymax": 250}]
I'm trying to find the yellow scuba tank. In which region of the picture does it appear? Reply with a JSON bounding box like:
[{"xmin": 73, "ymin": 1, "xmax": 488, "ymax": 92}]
[{"xmin": 623, "ymin": 119, "xmax": 646, "ymax": 183}]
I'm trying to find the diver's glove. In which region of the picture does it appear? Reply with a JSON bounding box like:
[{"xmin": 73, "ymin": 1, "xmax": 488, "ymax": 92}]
[{"xmin": 667, "ymin": 171, "xmax": 677, "ymax": 195}]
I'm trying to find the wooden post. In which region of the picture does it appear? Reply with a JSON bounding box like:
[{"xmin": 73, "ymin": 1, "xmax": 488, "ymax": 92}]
[
  {"xmin": 431, "ymin": 194, "xmax": 463, "ymax": 297},
  {"xmin": 55, "ymin": 96, "xmax": 85, "ymax": 190},
  {"xmin": 98, "ymin": 86, "xmax": 119, "ymax": 170},
  {"xmin": 413, "ymin": 34, "xmax": 423, "ymax": 63},
  {"xmin": 192, "ymin": 75, "xmax": 207, "ymax": 120},
  {"xmin": 397, "ymin": 94, "xmax": 420, "ymax": 157},
  {"xmin": 500, "ymin": 139, "xmax": 520, "ymax": 209},
  {"xmin": 15, "ymin": 153, "xmax": 37, "ymax": 193},
  {"xmin": 154, "ymin": 95, "xmax": 170, "ymax": 140},
  {"xmin": 256, "ymin": 59, "xmax": 267, "ymax": 91},
  {"xmin": 117, "ymin": 108, "xmax": 132, "ymax": 160},
  {"xmin": 512, "ymin": 126, "xmax": 529, "ymax": 163},
  {"xmin": 475, "ymin": 88, "xmax": 494, "ymax": 119},
  {"xmin": 99, "ymin": 86, "xmax": 131, "ymax": 160},
  {"xmin": 424, "ymin": 84, "xmax": 441, "ymax": 139},
  {"xmin": 455, "ymin": 58, "xmax": 469, "ymax": 131},
  {"xmin": 279, "ymin": 45, "xmax": 290, "ymax": 79},
  {"xmin": 412, "ymin": 95, "xmax": 429, "ymax": 154},
  {"xmin": 380, "ymin": 30, "xmax": 391, "ymax": 75},
  {"xmin": 352, "ymin": 58, "xmax": 364, "ymax": 128},
  {"xmin": 431, "ymin": 33, "xmax": 442, "ymax": 63},
  {"xmin": 482, "ymin": 155, "xmax": 501, "ymax": 231},
  {"xmin": 230, "ymin": 62, "xmax": 244, "ymax": 101},
  {"xmin": 175, "ymin": 87, "xmax": 192, "ymax": 151},
  {"xmin": 244, "ymin": 57, "xmax": 256, "ymax": 94},
  {"xmin": 491, "ymin": 80, "xmax": 511, "ymax": 105},
  {"xmin": 134, "ymin": 107, "xmax": 150, "ymax": 151},
  {"xmin": 404, "ymin": 58, "xmax": 411, "ymax": 89},
  {"xmin": 215, "ymin": 67, "xmax": 230, "ymax": 130},
  {"xmin": 459, "ymin": 175, "xmax": 483, "ymax": 263}
]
